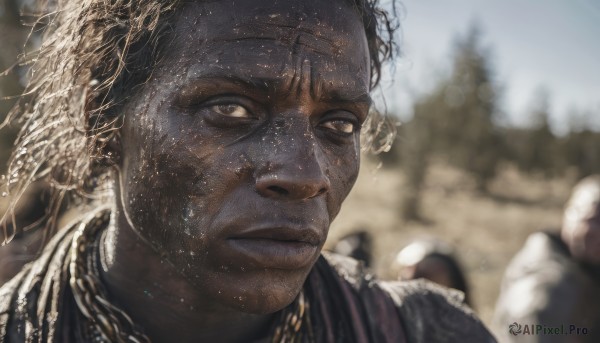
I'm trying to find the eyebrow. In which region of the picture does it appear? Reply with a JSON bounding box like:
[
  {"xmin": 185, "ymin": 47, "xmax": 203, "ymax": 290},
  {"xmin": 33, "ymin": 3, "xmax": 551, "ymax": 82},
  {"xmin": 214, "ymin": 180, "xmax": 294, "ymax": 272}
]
[
  {"xmin": 179, "ymin": 71, "xmax": 372, "ymax": 106},
  {"xmin": 174, "ymin": 74, "xmax": 270, "ymax": 104},
  {"xmin": 318, "ymin": 90, "xmax": 372, "ymax": 107}
]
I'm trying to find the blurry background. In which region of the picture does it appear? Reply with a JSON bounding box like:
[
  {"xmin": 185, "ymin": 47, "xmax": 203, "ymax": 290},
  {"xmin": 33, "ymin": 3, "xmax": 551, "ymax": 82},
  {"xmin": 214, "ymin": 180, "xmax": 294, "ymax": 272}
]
[
  {"xmin": 0, "ymin": 0, "xmax": 599, "ymax": 328},
  {"xmin": 326, "ymin": 0, "xmax": 600, "ymax": 326}
]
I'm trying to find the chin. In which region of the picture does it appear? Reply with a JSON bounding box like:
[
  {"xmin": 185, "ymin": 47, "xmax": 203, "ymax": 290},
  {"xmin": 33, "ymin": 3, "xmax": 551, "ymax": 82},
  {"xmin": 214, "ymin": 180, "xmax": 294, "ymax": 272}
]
[
  {"xmin": 209, "ymin": 268, "xmax": 309, "ymax": 314},
  {"xmin": 243, "ymin": 288, "xmax": 301, "ymax": 315}
]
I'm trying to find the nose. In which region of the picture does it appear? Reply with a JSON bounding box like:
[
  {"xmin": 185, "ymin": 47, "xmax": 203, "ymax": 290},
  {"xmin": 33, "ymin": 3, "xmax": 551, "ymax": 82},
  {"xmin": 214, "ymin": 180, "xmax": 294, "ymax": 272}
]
[
  {"xmin": 255, "ymin": 146, "xmax": 330, "ymax": 201},
  {"xmin": 256, "ymin": 175, "xmax": 329, "ymax": 200}
]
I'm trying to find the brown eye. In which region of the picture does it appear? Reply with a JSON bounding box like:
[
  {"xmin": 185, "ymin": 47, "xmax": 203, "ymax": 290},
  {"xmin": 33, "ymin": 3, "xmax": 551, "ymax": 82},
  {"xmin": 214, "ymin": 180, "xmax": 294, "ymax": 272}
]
[
  {"xmin": 211, "ymin": 104, "xmax": 250, "ymax": 118},
  {"xmin": 320, "ymin": 119, "xmax": 355, "ymax": 134}
]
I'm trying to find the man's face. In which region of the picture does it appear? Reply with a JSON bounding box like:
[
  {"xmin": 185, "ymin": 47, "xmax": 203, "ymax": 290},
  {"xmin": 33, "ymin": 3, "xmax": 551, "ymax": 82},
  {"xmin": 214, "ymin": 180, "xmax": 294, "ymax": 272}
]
[
  {"xmin": 562, "ymin": 184, "xmax": 600, "ymax": 265},
  {"xmin": 118, "ymin": 0, "xmax": 370, "ymax": 313}
]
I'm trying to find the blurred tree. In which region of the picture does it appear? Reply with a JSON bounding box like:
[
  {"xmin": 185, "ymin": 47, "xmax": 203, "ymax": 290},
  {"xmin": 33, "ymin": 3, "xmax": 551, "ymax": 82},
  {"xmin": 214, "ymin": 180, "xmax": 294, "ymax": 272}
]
[
  {"xmin": 562, "ymin": 113, "xmax": 600, "ymax": 179},
  {"xmin": 432, "ymin": 24, "xmax": 504, "ymax": 192},
  {"xmin": 398, "ymin": 98, "xmax": 437, "ymax": 220},
  {"xmin": 517, "ymin": 89, "xmax": 561, "ymax": 177},
  {"xmin": 395, "ymin": 23, "xmax": 505, "ymax": 220}
]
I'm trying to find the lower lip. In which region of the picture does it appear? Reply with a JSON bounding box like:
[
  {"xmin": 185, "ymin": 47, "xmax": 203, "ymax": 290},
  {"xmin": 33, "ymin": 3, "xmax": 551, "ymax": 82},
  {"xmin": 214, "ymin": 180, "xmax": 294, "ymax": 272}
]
[{"xmin": 225, "ymin": 238, "xmax": 319, "ymax": 270}]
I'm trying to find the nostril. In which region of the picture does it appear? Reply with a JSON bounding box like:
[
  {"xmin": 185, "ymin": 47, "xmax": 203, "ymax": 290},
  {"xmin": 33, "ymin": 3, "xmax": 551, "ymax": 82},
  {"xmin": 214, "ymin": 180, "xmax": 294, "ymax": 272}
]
[
  {"xmin": 311, "ymin": 187, "xmax": 327, "ymax": 198},
  {"xmin": 256, "ymin": 178, "xmax": 329, "ymax": 200},
  {"xmin": 267, "ymin": 185, "xmax": 289, "ymax": 196}
]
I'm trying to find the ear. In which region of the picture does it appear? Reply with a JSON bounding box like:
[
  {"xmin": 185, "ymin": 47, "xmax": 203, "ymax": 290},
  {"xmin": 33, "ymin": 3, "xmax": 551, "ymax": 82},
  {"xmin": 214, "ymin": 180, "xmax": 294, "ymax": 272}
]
[
  {"xmin": 98, "ymin": 131, "xmax": 122, "ymax": 167},
  {"xmin": 84, "ymin": 80, "xmax": 123, "ymax": 168}
]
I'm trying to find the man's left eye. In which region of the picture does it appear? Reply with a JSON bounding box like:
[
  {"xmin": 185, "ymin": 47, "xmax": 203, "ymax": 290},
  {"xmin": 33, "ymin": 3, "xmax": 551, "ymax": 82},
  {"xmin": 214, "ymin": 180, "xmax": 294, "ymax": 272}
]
[
  {"xmin": 320, "ymin": 119, "xmax": 356, "ymax": 134},
  {"xmin": 211, "ymin": 104, "xmax": 251, "ymax": 118}
]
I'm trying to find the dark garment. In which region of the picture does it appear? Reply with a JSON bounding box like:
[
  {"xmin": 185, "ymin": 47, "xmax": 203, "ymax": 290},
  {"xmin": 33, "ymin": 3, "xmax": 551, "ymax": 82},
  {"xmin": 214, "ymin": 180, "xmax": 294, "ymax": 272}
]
[
  {"xmin": 1, "ymin": 214, "xmax": 495, "ymax": 342},
  {"xmin": 493, "ymin": 232, "xmax": 600, "ymax": 343},
  {"xmin": 313, "ymin": 253, "xmax": 496, "ymax": 343}
]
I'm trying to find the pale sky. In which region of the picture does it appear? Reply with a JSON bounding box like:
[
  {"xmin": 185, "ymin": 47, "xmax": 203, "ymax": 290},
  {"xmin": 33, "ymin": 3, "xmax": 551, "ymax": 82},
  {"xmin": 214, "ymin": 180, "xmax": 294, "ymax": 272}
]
[{"xmin": 383, "ymin": 0, "xmax": 600, "ymax": 134}]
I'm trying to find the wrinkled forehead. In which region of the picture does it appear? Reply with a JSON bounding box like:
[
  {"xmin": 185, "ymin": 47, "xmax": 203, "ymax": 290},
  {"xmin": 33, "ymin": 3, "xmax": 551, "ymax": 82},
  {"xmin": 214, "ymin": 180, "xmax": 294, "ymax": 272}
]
[
  {"xmin": 164, "ymin": 0, "xmax": 370, "ymax": 88},
  {"xmin": 176, "ymin": 0, "xmax": 366, "ymax": 52}
]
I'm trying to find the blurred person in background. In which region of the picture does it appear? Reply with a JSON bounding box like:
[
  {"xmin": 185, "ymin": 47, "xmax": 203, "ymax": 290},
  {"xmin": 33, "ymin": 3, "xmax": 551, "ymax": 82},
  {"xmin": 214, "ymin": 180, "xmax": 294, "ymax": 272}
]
[
  {"xmin": 332, "ymin": 230, "xmax": 373, "ymax": 268},
  {"xmin": 493, "ymin": 175, "xmax": 600, "ymax": 343},
  {"xmin": 393, "ymin": 238, "xmax": 472, "ymax": 306}
]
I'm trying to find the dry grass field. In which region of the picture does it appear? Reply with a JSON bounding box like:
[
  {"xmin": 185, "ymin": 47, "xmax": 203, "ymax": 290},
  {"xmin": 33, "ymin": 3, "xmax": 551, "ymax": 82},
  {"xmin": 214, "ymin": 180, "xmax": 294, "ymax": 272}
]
[{"xmin": 325, "ymin": 156, "xmax": 577, "ymax": 327}]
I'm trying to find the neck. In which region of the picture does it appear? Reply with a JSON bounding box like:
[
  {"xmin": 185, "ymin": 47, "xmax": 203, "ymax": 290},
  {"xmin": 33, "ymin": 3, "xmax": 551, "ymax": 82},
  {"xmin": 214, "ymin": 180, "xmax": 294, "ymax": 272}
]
[{"xmin": 98, "ymin": 205, "xmax": 274, "ymax": 343}]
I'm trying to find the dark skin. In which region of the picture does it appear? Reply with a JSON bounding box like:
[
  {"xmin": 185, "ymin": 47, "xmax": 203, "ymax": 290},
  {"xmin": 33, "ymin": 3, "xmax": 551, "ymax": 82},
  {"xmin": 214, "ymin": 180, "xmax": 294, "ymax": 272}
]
[{"xmin": 100, "ymin": 0, "xmax": 371, "ymax": 341}]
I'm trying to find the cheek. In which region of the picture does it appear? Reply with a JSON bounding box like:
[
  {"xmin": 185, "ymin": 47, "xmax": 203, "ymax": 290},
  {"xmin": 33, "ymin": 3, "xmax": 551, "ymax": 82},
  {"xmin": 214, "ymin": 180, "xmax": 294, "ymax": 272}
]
[
  {"xmin": 325, "ymin": 149, "xmax": 360, "ymax": 215},
  {"xmin": 124, "ymin": 139, "xmax": 213, "ymax": 247},
  {"xmin": 334, "ymin": 146, "xmax": 360, "ymax": 188}
]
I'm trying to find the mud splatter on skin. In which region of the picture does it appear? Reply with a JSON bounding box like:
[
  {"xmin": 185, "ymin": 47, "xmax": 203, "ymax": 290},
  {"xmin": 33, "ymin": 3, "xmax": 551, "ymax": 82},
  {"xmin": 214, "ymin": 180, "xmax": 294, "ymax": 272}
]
[{"xmin": 101, "ymin": 2, "xmax": 370, "ymax": 341}]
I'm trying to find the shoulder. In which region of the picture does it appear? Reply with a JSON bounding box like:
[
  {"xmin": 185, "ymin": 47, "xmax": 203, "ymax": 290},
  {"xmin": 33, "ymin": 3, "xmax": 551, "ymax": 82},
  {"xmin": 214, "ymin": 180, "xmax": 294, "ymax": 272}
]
[
  {"xmin": 505, "ymin": 231, "xmax": 571, "ymax": 277},
  {"xmin": 0, "ymin": 261, "xmax": 33, "ymax": 342},
  {"xmin": 493, "ymin": 232, "xmax": 583, "ymax": 338},
  {"xmin": 321, "ymin": 252, "xmax": 496, "ymax": 343},
  {"xmin": 0, "ymin": 220, "xmax": 79, "ymax": 342},
  {"xmin": 380, "ymin": 279, "xmax": 497, "ymax": 343},
  {"xmin": 497, "ymin": 231, "xmax": 580, "ymax": 309}
]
